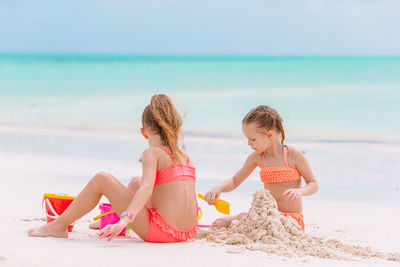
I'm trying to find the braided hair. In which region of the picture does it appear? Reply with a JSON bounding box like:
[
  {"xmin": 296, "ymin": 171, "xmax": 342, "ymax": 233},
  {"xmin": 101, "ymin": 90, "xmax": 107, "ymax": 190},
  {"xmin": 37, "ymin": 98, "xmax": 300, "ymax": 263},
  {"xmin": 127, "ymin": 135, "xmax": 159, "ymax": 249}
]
[{"xmin": 242, "ymin": 105, "xmax": 285, "ymax": 145}]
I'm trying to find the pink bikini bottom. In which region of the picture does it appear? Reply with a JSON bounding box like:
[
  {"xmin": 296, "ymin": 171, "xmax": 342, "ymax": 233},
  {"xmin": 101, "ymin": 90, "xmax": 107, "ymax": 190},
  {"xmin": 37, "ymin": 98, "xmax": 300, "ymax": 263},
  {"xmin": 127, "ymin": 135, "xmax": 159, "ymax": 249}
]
[
  {"xmin": 145, "ymin": 208, "xmax": 198, "ymax": 243},
  {"xmin": 280, "ymin": 210, "xmax": 305, "ymax": 231}
]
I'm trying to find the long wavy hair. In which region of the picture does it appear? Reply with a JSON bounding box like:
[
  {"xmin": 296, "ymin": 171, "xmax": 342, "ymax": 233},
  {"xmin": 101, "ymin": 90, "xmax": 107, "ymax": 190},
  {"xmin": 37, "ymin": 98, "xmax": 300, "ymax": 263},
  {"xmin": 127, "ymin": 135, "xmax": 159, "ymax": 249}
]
[{"xmin": 142, "ymin": 94, "xmax": 184, "ymax": 161}]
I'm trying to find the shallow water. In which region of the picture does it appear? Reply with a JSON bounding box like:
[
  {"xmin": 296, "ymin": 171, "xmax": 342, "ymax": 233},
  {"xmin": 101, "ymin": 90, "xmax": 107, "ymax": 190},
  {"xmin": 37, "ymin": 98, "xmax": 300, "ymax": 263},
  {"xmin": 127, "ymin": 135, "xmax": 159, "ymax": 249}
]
[{"xmin": 1, "ymin": 54, "xmax": 399, "ymax": 142}]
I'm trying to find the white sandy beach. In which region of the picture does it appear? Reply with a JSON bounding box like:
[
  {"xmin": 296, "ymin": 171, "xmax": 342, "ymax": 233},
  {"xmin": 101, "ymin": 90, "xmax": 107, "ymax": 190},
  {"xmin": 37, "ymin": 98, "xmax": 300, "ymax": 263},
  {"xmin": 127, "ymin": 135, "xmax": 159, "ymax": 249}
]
[{"xmin": 1, "ymin": 125, "xmax": 400, "ymax": 267}]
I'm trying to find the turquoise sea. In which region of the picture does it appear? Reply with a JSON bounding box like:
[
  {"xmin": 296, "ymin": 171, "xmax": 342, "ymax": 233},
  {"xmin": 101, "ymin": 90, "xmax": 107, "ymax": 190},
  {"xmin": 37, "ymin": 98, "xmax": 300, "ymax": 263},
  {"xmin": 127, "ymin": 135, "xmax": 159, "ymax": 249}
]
[
  {"xmin": 1, "ymin": 54, "xmax": 400, "ymax": 204},
  {"xmin": 1, "ymin": 54, "xmax": 400, "ymax": 142}
]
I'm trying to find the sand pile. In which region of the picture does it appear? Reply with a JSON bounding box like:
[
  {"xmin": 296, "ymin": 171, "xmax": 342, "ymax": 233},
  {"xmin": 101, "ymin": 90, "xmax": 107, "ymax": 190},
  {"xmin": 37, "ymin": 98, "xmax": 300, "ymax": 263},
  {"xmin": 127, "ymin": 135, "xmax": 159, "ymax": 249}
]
[{"xmin": 196, "ymin": 189, "xmax": 400, "ymax": 261}]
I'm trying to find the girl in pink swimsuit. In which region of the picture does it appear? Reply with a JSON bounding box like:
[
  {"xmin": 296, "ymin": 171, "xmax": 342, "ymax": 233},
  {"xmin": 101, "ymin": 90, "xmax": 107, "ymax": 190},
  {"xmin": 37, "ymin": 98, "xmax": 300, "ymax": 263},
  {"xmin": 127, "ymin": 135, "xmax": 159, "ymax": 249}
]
[
  {"xmin": 204, "ymin": 105, "xmax": 319, "ymax": 231},
  {"xmin": 28, "ymin": 94, "xmax": 198, "ymax": 242}
]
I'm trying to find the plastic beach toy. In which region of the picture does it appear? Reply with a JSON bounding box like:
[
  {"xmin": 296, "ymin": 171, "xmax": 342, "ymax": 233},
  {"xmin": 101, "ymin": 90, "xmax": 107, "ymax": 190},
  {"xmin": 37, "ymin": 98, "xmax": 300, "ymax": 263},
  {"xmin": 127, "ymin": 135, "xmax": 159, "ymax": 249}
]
[
  {"xmin": 198, "ymin": 193, "xmax": 230, "ymax": 215},
  {"xmin": 43, "ymin": 193, "xmax": 76, "ymax": 232},
  {"xmin": 196, "ymin": 206, "xmax": 211, "ymax": 228},
  {"xmin": 93, "ymin": 210, "xmax": 115, "ymax": 221},
  {"xmin": 96, "ymin": 203, "xmax": 126, "ymax": 236},
  {"xmin": 94, "ymin": 205, "xmax": 212, "ymax": 229}
]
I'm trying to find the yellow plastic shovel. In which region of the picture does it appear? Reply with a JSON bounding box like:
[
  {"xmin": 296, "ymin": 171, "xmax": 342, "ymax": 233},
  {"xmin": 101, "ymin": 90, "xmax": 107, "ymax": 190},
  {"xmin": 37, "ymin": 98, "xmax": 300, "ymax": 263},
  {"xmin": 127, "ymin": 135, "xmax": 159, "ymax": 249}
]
[
  {"xmin": 93, "ymin": 210, "xmax": 115, "ymax": 221},
  {"xmin": 198, "ymin": 193, "xmax": 230, "ymax": 215}
]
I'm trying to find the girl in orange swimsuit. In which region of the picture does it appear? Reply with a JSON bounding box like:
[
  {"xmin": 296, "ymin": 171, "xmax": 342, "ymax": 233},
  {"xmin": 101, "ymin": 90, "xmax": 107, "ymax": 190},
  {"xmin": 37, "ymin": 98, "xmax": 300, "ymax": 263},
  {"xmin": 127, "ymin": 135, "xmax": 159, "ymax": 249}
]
[
  {"xmin": 28, "ymin": 94, "xmax": 198, "ymax": 242},
  {"xmin": 204, "ymin": 105, "xmax": 319, "ymax": 231}
]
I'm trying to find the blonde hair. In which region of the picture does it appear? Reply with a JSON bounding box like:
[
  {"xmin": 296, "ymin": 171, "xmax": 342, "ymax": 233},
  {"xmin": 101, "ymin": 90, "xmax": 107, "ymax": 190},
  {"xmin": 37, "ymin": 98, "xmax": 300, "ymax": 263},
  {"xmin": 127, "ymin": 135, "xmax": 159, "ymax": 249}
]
[
  {"xmin": 242, "ymin": 105, "xmax": 285, "ymax": 145},
  {"xmin": 142, "ymin": 94, "xmax": 184, "ymax": 160}
]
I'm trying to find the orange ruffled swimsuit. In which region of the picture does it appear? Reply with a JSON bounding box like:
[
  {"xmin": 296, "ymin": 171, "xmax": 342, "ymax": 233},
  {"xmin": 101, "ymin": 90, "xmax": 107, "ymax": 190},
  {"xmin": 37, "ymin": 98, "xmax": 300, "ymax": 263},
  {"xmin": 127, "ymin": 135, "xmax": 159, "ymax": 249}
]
[
  {"xmin": 145, "ymin": 145, "xmax": 198, "ymax": 243},
  {"xmin": 259, "ymin": 145, "xmax": 305, "ymax": 231}
]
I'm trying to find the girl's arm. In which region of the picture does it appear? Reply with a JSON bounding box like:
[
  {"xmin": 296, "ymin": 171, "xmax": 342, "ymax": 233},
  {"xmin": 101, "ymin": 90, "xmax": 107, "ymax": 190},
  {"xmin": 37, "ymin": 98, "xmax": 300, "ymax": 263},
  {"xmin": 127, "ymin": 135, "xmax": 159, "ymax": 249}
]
[
  {"xmin": 204, "ymin": 153, "xmax": 258, "ymax": 205},
  {"xmin": 99, "ymin": 148, "xmax": 157, "ymax": 240},
  {"xmin": 123, "ymin": 148, "xmax": 157, "ymax": 220},
  {"xmin": 283, "ymin": 148, "xmax": 319, "ymax": 202}
]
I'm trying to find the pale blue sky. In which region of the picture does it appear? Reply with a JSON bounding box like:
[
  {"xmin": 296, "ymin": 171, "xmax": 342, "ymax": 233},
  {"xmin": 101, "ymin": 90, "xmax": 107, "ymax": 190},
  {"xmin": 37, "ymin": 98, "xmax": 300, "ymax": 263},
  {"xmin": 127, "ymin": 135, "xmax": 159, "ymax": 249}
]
[{"xmin": 0, "ymin": 0, "xmax": 399, "ymax": 55}]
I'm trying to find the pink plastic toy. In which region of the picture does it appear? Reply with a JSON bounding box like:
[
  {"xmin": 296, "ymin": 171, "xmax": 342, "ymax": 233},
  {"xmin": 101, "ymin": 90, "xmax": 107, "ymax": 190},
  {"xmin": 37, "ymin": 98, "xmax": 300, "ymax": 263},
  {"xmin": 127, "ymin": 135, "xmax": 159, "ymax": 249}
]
[
  {"xmin": 197, "ymin": 207, "xmax": 211, "ymax": 228},
  {"xmin": 99, "ymin": 203, "xmax": 126, "ymax": 236}
]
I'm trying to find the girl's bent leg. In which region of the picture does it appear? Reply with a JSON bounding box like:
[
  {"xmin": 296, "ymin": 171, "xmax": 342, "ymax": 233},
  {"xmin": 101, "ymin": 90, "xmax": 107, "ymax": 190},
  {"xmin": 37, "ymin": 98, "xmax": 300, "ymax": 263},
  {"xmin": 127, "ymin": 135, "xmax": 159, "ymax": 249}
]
[
  {"xmin": 28, "ymin": 172, "xmax": 150, "ymax": 240},
  {"xmin": 127, "ymin": 176, "xmax": 141, "ymax": 194},
  {"xmin": 127, "ymin": 177, "xmax": 152, "ymax": 208},
  {"xmin": 212, "ymin": 212, "xmax": 247, "ymax": 228},
  {"xmin": 89, "ymin": 176, "xmax": 144, "ymax": 230}
]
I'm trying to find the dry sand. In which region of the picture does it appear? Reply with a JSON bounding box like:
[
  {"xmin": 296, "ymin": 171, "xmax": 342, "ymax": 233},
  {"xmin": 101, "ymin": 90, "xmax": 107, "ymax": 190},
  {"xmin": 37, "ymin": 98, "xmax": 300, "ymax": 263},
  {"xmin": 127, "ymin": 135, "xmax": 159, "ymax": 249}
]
[{"xmin": 196, "ymin": 189, "xmax": 400, "ymax": 262}]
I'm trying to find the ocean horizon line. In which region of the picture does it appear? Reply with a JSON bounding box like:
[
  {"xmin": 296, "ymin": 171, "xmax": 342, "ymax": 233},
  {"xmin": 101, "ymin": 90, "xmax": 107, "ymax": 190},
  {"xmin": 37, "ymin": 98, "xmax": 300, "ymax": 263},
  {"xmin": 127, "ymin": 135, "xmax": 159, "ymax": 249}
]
[{"xmin": 1, "ymin": 53, "xmax": 400, "ymax": 60}]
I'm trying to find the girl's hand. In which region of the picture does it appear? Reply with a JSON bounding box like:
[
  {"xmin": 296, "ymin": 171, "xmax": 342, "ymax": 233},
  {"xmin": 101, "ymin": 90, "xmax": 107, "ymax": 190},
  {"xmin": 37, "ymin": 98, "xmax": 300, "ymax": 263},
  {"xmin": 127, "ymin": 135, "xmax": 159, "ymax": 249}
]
[
  {"xmin": 98, "ymin": 218, "xmax": 129, "ymax": 241},
  {"xmin": 282, "ymin": 188, "xmax": 303, "ymax": 203},
  {"xmin": 204, "ymin": 188, "xmax": 221, "ymax": 205}
]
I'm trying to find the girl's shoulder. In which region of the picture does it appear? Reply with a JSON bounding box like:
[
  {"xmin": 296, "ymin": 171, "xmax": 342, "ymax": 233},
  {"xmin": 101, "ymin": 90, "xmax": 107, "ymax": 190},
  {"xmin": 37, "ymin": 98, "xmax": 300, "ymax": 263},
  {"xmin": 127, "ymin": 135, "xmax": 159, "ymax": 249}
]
[
  {"xmin": 145, "ymin": 146, "xmax": 191, "ymax": 166},
  {"xmin": 140, "ymin": 147, "xmax": 159, "ymax": 167},
  {"xmin": 285, "ymin": 145, "xmax": 307, "ymax": 166},
  {"xmin": 247, "ymin": 151, "xmax": 263, "ymax": 167},
  {"xmin": 142, "ymin": 147, "xmax": 159, "ymax": 159},
  {"xmin": 285, "ymin": 144, "xmax": 301, "ymax": 155}
]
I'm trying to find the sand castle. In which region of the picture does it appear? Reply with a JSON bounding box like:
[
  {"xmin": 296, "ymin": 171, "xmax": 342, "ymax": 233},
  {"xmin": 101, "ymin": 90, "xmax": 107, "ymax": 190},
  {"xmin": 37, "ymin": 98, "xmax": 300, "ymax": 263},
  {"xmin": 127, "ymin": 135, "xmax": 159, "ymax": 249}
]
[{"xmin": 196, "ymin": 189, "xmax": 400, "ymax": 261}]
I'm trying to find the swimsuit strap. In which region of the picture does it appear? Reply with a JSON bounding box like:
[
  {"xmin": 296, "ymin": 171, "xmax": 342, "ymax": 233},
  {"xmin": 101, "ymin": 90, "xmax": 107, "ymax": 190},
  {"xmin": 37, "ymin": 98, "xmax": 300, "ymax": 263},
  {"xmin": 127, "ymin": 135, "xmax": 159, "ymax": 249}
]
[
  {"xmin": 153, "ymin": 145, "xmax": 176, "ymax": 163},
  {"xmin": 282, "ymin": 144, "xmax": 289, "ymax": 166},
  {"xmin": 261, "ymin": 151, "xmax": 266, "ymax": 168},
  {"xmin": 154, "ymin": 145, "xmax": 190, "ymax": 165}
]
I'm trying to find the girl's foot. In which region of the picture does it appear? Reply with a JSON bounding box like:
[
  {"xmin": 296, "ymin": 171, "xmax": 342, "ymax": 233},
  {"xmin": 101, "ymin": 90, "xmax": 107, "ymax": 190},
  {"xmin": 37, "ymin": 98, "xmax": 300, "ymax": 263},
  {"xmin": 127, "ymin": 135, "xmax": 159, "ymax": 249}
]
[
  {"xmin": 89, "ymin": 220, "xmax": 100, "ymax": 229},
  {"xmin": 211, "ymin": 212, "xmax": 247, "ymax": 228},
  {"xmin": 211, "ymin": 216, "xmax": 234, "ymax": 228},
  {"xmin": 28, "ymin": 222, "xmax": 68, "ymax": 238}
]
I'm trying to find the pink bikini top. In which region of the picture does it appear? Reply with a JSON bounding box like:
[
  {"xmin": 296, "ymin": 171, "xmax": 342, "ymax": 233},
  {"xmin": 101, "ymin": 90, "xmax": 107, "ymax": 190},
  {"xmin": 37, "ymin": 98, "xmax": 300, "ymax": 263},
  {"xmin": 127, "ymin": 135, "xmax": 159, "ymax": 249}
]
[
  {"xmin": 153, "ymin": 145, "xmax": 196, "ymax": 187},
  {"xmin": 259, "ymin": 145, "xmax": 301, "ymax": 184}
]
